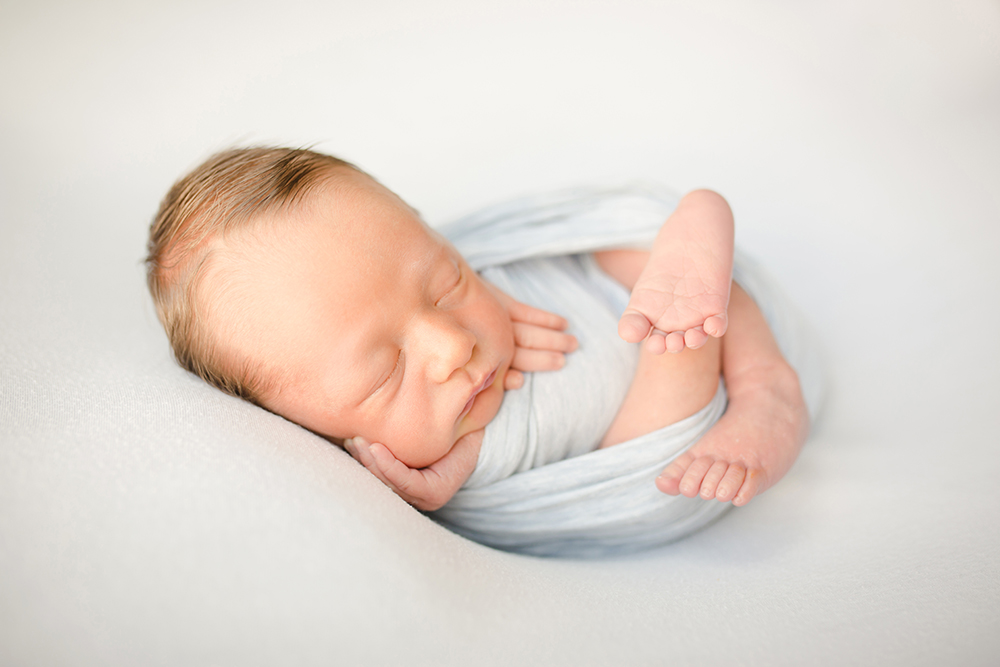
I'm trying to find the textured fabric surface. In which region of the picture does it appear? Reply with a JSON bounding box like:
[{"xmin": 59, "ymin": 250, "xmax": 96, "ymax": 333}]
[
  {"xmin": 465, "ymin": 255, "xmax": 640, "ymax": 488},
  {"xmin": 2, "ymin": 2, "xmax": 998, "ymax": 665},
  {"xmin": 433, "ymin": 188, "xmax": 823, "ymax": 556}
]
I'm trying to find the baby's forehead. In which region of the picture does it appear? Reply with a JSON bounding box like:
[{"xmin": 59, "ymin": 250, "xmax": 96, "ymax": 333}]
[{"xmin": 214, "ymin": 175, "xmax": 448, "ymax": 288}]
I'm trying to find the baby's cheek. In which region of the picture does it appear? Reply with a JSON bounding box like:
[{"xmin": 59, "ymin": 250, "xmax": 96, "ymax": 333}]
[
  {"xmin": 495, "ymin": 309, "xmax": 516, "ymax": 356},
  {"xmin": 382, "ymin": 423, "xmax": 453, "ymax": 470}
]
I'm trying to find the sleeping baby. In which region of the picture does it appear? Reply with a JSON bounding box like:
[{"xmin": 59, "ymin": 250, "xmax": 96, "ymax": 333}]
[{"xmin": 146, "ymin": 147, "xmax": 813, "ymax": 556}]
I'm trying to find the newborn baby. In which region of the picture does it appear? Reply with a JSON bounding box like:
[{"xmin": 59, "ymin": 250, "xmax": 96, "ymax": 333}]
[{"xmin": 146, "ymin": 147, "xmax": 808, "ymax": 526}]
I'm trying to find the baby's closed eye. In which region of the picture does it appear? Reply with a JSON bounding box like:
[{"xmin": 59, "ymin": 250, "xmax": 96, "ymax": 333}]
[
  {"xmin": 435, "ymin": 263, "xmax": 465, "ymax": 307},
  {"xmin": 368, "ymin": 350, "xmax": 403, "ymax": 400}
]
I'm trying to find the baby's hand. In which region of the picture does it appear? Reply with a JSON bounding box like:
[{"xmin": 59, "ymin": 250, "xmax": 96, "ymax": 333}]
[
  {"xmin": 488, "ymin": 285, "xmax": 578, "ymax": 389},
  {"xmin": 343, "ymin": 432, "xmax": 482, "ymax": 511}
]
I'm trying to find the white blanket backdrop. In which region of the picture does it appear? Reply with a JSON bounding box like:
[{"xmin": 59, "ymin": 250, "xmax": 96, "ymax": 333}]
[{"xmin": 2, "ymin": 1, "xmax": 998, "ymax": 665}]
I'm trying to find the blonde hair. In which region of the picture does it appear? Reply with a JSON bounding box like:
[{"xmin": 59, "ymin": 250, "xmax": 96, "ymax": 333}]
[{"xmin": 146, "ymin": 146, "xmax": 355, "ymax": 405}]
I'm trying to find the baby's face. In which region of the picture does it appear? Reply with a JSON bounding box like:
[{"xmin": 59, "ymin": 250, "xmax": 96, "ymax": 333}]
[{"xmin": 206, "ymin": 169, "xmax": 514, "ymax": 468}]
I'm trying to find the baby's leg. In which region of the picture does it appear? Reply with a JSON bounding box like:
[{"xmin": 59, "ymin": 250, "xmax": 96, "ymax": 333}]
[
  {"xmin": 655, "ymin": 283, "xmax": 808, "ymax": 506},
  {"xmin": 595, "ymin": 243, "xmax": 723, "ymax": 448},
  {"xmin": 599, "ymin": 331, "xmax": 721, "ymax": 448},
  {"xmin": 618, "ymin": 189, "xmax": 734, "ymax": 354}
]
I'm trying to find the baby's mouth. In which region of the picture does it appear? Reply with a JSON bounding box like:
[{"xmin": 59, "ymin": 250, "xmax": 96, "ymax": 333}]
[{"xmin": 458, "ymin": 367, "xmax": 498, "ymax": 421}]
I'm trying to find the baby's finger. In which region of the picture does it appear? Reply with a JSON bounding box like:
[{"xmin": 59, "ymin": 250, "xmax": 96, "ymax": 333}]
[
  {"xmin": 346, "ymin": 436, "xmax": 375, "ymax": 468},
  {"xmin": 507, "ymin": 300, "xmax": 569, "ymax": 331},
  {"xmin": 349, "ymin": 438, "xmax": 407, "ymax": 494},
  {"xmin": 512, "ymin": 322, "xmax": 578, "ymax": 352},
  {"xmin": 417, "ymin": 434, "xmax": 483, "ymax": 510},
  {"xmin": 511, "ymin": 347, "xmax": 566, "ymax": 373},
  {"xmin": 503, "ymin": 369, "xmax": 524, "ymax": 390},
  {"xmin": 351, "ymin": 439, "xmax": 398, "ymax": 484},
  {"xmin": 343, "ymin": 437, "xmax": 361, "ymax": 461},
  {"xmin": 368, "ymin": 442, "xmax": 434, "ymax": 505}
]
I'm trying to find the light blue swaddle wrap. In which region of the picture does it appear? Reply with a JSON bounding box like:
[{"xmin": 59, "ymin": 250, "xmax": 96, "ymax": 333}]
[{"xmin": 431, "ymin": 185, "xmax": 825, "ymax": 558}]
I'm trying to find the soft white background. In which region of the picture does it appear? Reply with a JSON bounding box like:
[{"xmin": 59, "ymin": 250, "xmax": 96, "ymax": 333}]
[{"xmin": 2, "ymin": 1, "xmax": 998, "ymax": 665}]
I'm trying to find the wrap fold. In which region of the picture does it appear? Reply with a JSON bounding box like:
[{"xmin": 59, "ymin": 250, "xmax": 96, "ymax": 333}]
[{"xmin": 431, "ymin": 185, "xmax": 824, "ymax": 558}]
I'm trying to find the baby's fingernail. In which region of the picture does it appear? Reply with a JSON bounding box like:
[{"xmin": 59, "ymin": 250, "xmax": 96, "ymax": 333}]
[
  {"xmin": 369, "ymin": 443, "xmax": 391, "ymax": 466},
  {"xmin": 351, "ymin": 438, "xmax": 372, "ymax": 461}
]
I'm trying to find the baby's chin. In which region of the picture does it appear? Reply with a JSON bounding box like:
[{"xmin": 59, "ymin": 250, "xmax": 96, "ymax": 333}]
[{"xmin": 391, "ymin": 364, "xmax": 510, "ymax": 469}]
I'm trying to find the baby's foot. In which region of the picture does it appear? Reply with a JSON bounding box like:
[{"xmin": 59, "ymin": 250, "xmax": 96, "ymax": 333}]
[
  {"xmin": 619, "ymin": 190, "xmax": 734, "ymax": 354},
  {"xmin": 655, "ymin": 367, "xmax": 808, "ymax": 506}
]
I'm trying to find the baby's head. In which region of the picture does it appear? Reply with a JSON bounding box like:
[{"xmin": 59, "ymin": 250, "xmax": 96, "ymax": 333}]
[{"xmin": 147, "ymin": 147, "xmax": 514, "ymax": 468}]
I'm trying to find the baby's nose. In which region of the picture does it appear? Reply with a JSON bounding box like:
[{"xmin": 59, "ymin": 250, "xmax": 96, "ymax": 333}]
[{"xmin": 413, "ymin": 312, "xmax": 475, "ymax": 382}]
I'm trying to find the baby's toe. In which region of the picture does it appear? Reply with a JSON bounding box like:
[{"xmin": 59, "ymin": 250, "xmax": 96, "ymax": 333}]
[
  {"xmin": 655, "ymin": 453, "xmax": 693, "ymax": 495},
  {"xmin": 684, "ymin": 327, "xmax": 708, "ymax": 350},
  {"xmin": 733, "ymin": 469, "xmax": 762, "ymax": 507},
  {"xmin": 704, "ymin": 314, "xmax": 728, "ymax": 338},
  {"xmin": 644, "ymin": 330, "xmax": 667, "ymax": 355},
  {"xmin": 699, "ymin": 460, "xmax": 730, "ymax": 499},
  {"xmin": 619, "ymin": 311, "xmax": 654, "ymax": 344},
  {"xmin": 665, "ymin": 331, "xmax": 686, "ymax": 354},
  {"xmin": 655, "ymin": 474, "xmax": 681, "ymax": 495},
  {"xmin": 679, "ymin": 456, "xmax": 715, "ymax": 497},
  {"xmin": 715, "ymin": 464, "xmax": 746, "ymax": 503}
]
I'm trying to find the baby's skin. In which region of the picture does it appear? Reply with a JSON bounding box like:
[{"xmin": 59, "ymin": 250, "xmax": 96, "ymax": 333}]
[
  {"xmin": 615, "ymin": 189, "xmax": 735, "ymax": 354},
  {"xmin": 203, "ymin": 167, "xmax": 577, "ymax": 493},
  {"xmin": 595, "ymin": 190, "xmax": 807, "ymax": 505},
  {"xmin": 199, "ymin": 163, "xmax": 805, "ymax": 512},
  {"xmin": 346, "ymin": 187, "xmax": 808, "ymax": 511}
]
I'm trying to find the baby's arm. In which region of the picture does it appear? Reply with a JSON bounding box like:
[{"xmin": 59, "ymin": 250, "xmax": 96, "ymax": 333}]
[{"xmin": 345, "ymin": 289, "xmax": 578, "ymax": 512}]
